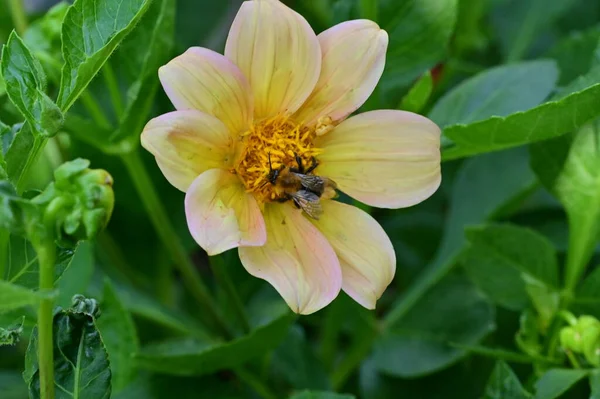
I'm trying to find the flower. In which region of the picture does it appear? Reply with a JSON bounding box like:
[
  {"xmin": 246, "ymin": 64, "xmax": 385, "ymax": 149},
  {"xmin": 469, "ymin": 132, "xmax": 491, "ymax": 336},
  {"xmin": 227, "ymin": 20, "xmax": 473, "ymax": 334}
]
[{"xmin": 141, "ymin": 0, "xmax": 441, "ymax": 315}]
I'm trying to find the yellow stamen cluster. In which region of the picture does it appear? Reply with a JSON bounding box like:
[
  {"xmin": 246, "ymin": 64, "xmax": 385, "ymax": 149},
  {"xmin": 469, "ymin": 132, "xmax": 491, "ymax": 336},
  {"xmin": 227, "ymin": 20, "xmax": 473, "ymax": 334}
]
[{"xmin": 234, "ymin": 115, "xmax": 322, "ymax": 203}]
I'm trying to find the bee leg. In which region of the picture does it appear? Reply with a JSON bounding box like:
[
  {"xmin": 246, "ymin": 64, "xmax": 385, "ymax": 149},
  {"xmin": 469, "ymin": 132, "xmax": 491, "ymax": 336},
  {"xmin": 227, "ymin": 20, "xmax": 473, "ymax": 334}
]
[
  {"xmin": 305, "ymin": 157, "xmax": 319, "ymax": 174},
  {"xmin": 275, "ymin": 193, "xmax": 293, "ymax": 203},
  {"xmin": 290, "ymin": 152, "xmax": 304, "ymax": 174}
]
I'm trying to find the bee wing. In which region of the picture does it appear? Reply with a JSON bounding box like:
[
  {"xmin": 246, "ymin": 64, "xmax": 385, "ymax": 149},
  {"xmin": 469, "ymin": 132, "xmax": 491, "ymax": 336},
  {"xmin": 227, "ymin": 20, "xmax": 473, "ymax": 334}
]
[
  {"xmin": 296, "ymin": 174, "xmax": 326, "ymax": 194},
  {"xmin": 291, "ymin": 190, "xmax": 323, "ymax": 220}
]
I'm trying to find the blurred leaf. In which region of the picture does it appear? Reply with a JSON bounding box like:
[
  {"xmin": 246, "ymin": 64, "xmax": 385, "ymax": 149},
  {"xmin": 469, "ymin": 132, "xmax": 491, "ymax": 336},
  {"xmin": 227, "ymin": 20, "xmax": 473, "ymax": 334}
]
[
  {"xmin": 591, "ymin": 370, "xmax": 600, "ymax": 399},
  {"xmin": 430, "ymin": 60, "xmax": 558, "ymax": 127},
  {"xmin": 442, "ymin": 65, "xmax": 600, "ymax": 160},
  {"xmin": 0, "ymin": 371, "xmax": 28, "ymax": 399},
  {"xmin": 533, "ymin": 369, "xmax": 588, "ymax": 399},
  {"xmin": 0, "ymin": 31, "xmax": 63, "ymax": 137},
  {"xmin": 0, "ymin": 280, "xmax": 39, "ymax": 313},
  {"xmin": 452, "ymin": 0, "xmax": 488, "ymax": 55},
  {"xmin": 96, "ymin": 279, "xmax": 138, "ymax": 393},
  {"xmin": 24, "ymin": 304, "xmax": 112, "ymax": 398},
  {"xmin": 0, "ymin": 316, "xmax": 24, "ymax": 346},
  {"xmin": 572, "ymin": 266, "xmax": 600, "ymax": 317},
  {"xmin": 289, "ymin": 392, "xmax": 354, "ymax": 399},
  {"xmin": 546, "ymin": 25, "xmax": 600, "ymax": 84},
  {"xmin": 531, "ymin": 120, "xmax": 600, "ymax": 289},
  {"xmin": 398, "ymin": 70, "xmax": 433, "ymax": 113},
  {"xmin": 374, "ymin": 274, "xmax": 495, "ymax": 377},
  {"xmin": 378, "ymin": 0, "xmax": 458, "ymax": 95},
  {"xmin": 491, "ymin": 0, "xmax": 576, "ymax": 61},
  {"xmin": 57, "ymin": 0, "xmax": 152, "ymax": 112},
  {"xmin": 56, "ymin": 241, "xmax": 94, "ymax": 308},
  {"xmin": 483, "ymin": 361, "xmax": 531, "ymax": 399}
]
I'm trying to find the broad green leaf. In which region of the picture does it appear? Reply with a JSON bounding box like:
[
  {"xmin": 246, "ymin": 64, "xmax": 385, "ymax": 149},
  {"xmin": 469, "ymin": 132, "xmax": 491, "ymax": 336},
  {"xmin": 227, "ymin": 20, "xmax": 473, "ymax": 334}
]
[
  {"xmin": 385, "ymin": 148, "xmax": 536, "ymax": 328},
  {"xmin": 24, "ymin": 304, "xmax": 111, "ymax": 399},
  {"xmin": 591, "ymin": 370, "xmax": 600, "ymax": 399},
  {"xmin": 0, "ymin": 31, "xmax": 63, "ymax": 136},
  {"xmin": 530, "ymin": 120, "xmax": 600, "ymax": 289},
  {"xmin": 56, "ymin": 242, "xmax": 94, "ymax": 308},
  {"xmin": 546, "ymin": 25, "xmax": 600, "ymax": 84},
  {"xmin": 0, "ymin": 371, "xmax": 28, "ymax": 399},
  {"xmin": 378, "ymin": 0, "xmax": 458, "ymax": 95},
  {"xmin": 374, "ymin": 274, "xmax": 495, "ymax": 377},
  {"xmin": 572, "ymin": 266, "xmax": 600, "ymax": 317},
  {"xmin": 483, "ymin": 361, "xmax": 531, "ymax": 399},
  {"xmin": 110, "ymin": 0, "xmax": 175, "ymax": 145},
  {"xmin": 429, "ymin": 60, "xmax": 558, "ymax": 127},
  {"xmin": 0, "ymin": 280, "xmax": 39, "ymax": 312},
  {"xmin": 96, "ymin": 279, "xmax": 138, "ymax": 393},
  {"xmin": 57, "ymin": 0, "xmax": 152, "ymax": 112},
  {"xmin": 0, "ymin": 179, "xmax": 35, "ymax": 235},
  {"xmin": 289, "ymin": 392, "xmax": 354, "ymax": 399},
  {"xmin": 3, "ymin": 123, "xmax": 41, "ymax": 191},
  {"xmin": 0, "ymin": 316, "xmax": 24, "ymax": 346},
  {"xmin": 398, "ymin": 70, "xmax": 433, "ymax": 113},
  {"xmin": 0, "ymin": 71, "xmax": 5, "ymax": 97},
  {"xmin": 0, "ymin": 121, "xmax": 8, "ymax": 179},
  {"xmin": 137, "ymin": 301, "xmax": 295, "ymax": 376},
  {"xmin": 442, "ymin": 66, "xmax": 600, "ymax": 160},
  {"xmin": 533, "ymin": 369, "xmax": 588, "ymax": 399}
]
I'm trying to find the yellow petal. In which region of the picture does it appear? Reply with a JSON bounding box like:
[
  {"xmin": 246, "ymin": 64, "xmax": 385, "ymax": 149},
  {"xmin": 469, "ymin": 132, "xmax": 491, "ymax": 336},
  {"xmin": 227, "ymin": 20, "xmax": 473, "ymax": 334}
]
[
  {"xmin": 238, "ymin": 203, "xmax": 342, "ymax": 314},
  {"xmin": 225, "ymin": 0, "xmax": 321, "ymax": 119},
  {"xmin": 316, "ymin": 110, "xmax": 441, "ymax": 208},
  {"xmin": 158, "ymin": 47, "xmax": 253, "ymax": 134},
  {"xmin": 185, "ymin": 169, "xmax": 266, "ymax": 255},
  {"xmin": 312, "ymin": 201, "xmax": 395, "ymax": 309},
  {"xmin": 141, "ymin": 110, "xmax": 234, "ymax": 192},
  {"xmin": 294, "ymin": 20, "xmax": 388, "ymax": 126}
]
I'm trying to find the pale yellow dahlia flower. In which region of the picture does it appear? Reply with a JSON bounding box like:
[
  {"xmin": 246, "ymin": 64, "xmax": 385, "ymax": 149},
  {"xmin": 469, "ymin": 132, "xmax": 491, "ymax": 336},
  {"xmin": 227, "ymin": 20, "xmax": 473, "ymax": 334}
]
[{"xmin": 141, "ymin": 0, "xmax": 441, "ymax": 315}]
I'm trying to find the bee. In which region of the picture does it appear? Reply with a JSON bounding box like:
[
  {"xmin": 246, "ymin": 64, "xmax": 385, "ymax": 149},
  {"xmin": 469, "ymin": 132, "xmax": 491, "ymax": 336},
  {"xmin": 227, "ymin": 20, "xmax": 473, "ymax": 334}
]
[{"xmin": 265, "ymin": 154, "xmax": 337, "ymax": 219}]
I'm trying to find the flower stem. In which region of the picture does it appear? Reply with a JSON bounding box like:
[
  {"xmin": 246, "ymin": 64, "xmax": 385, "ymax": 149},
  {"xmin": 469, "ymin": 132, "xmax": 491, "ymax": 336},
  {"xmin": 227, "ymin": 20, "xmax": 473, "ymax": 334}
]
[
  {"xmin": 120, "ymin": 149, "xmax": 233, "ymax": 339},
  {"xmin": 332, "ymin": 327, "xmax": 378, "ymax": 390},
  {"xmin": 102, "ymin": 63, "xmax": 123, "ymax": 120},
  {"xmin": 37, "ymin": 242, "xmax": 56, "ymax": 399},
  {"xmin": 209, "ymin": 255, "xmax": 251, "ymax": 333},
  {"xmin": 79, "ymin": 92, "xmax": 112, "ymax": 129},
  {"xmin": 8, "ymin": 0, "xmax": 28, "ymax": 35}
]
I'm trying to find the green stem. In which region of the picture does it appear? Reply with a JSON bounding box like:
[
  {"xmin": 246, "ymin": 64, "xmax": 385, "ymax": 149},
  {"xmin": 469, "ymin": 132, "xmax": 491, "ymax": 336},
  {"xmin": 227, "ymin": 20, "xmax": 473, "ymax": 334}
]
[
  {"xmin": 120, "ymin": 149, "xmax": 233, "ymax": 339},
  {"xmin": 79, "ymin": 92, "xmax": 112, "ymax": 129},
  {"xmin": 209, "ymin": 255, "xmax": 251, "ymax": 333},
  {"xmin": 234, "ymin": 367, "xmax": 278, "ymax": 399},
  {"xmin": 37, "ymin": 242, "xmax": 56, "ymax": 399},
  {"xmin": 102, "ymin": 63, "xmax": 123, "ymax": 120},
  {"xmin": 332, "ymin": 327, "xmax": 378, "ymax": 390},
  {"xmin": 8, "ymin": 0, "xmax": 28, "ymax": 35}
]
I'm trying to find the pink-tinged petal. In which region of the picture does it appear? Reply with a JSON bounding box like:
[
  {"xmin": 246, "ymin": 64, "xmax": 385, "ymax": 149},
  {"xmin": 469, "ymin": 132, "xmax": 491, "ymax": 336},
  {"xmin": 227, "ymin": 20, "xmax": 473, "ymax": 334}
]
[
  {"xmin": 158, "ymin": 47, "xmax": 253, "ymax": 134},
  {"xmin": 311, "ymin": 201, "xmax": 395, "ymax": 309},
  {"xmin": 316, "ymin": 110, "xmax": 441, "ymax": 208},
  {"xmin": 294, "ymin": 20, "xmax": 388, "ymax": 127},
  {"xmin": 141, "ymin": 110, "xmax": 234, "ymax": 192},
  {"xmin": 225, "ymin": 0, "xmax": 321, "ymax": 119},
  {"xmin": 185, "ymin": 169, "xmax": 266, "ymax": 256},
  {"xmin": 239, "ymin": 202, "xmax": 342, "ymax": 314}
]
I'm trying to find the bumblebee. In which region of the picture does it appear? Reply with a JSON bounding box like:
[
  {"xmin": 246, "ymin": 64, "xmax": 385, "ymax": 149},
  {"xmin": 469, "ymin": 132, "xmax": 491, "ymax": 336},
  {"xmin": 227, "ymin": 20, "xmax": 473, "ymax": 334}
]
[{"xmin": 266, "ymin": 154, "xmax": 337, "ymax": 219}]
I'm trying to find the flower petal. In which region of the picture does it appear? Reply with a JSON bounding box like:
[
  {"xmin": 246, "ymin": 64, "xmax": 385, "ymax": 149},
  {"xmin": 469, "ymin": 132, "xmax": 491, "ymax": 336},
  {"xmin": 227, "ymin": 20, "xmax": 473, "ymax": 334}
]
[
  {"xmin": 294, "ymin": 20, "xmax": 388, "ymax": 126},
  {"xmin": 141, "ymin": 110, "xmax": 234, "ymax": 192},
  {"xmin": 316, "ymin": 110, "xmax": 441, "ymax": 208},
  {"xmin": 312, "ymin": 201, "xmax": 395, "ymax": 309},
  {"xmin": 225, "ymin": 0, "xmax": 321, "ymax": 119},
  {"xmin": 158, "ymin": 47, "xmax": 253, "ymax": 134},
  {"xmin": 238, "ymin": 202, "xmax": 342, "ymax": 314},
  {"xmin": 185, "ymin": 169, "xmax": 266, "ymax": 256}
]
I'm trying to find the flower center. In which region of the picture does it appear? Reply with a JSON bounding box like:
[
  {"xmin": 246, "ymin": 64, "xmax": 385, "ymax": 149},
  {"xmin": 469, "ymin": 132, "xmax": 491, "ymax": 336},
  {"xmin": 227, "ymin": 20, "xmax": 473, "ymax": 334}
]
[{"xmin": 234, "ymin": 115, "xmax": 324, "ymax": 203}]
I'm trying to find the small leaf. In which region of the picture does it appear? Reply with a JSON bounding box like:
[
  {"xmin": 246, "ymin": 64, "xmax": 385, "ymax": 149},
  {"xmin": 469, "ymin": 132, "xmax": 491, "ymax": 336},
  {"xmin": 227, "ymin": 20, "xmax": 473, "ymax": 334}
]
[
  {"xmin": 0, "ymin": 281, "xmax": 39, "ymax": 312},
  {"xmin": 0, "ymin": 316, "xmax": 25, "ymax": 346},
  {"xmin": 430, "ymin": 60, "xmax": 558, "ymax": 128},
  {"xmin": 398, "ymin": 70, "xmax": 433, "ymax": 113},
  {"xmin": 534, "ymin": 369, "xmax": 588, "ymax": 399},
  {"xmin": 484, "ymin": 361, "xmax": 531, "ymax": 399},
  {"xmin": 24, "ymin": 303, "xmax": 112, "ymax": 398},
  {"xmin": 96, "ymin": 279, "xmax": 138, "ymax": 393},
  {"xmin": 57, "ymin": 0, "xmax": 152, "ymax": 112},
  {"xmin": 289, "ymin": 392, "xmax": 355, "ymax": 399}
]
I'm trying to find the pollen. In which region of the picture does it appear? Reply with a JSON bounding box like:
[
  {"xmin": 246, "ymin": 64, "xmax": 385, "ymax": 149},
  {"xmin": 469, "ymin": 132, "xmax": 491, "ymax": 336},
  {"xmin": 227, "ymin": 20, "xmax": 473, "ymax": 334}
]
[{"xmin": 234, "ymin": 115, "xmax": 324, "ymax": 203}]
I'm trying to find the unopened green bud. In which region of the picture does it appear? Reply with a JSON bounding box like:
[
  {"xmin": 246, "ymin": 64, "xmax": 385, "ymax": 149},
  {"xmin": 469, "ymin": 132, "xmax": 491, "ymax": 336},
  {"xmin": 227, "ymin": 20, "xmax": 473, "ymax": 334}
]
[
  {"xmin": 580, "ymin": 320, "xmax": 600, "ymax": 367},
  {"xmin": 71, "ymin": 294, "xmax": 101, "ymax": 319},
  {"xmin": 560, "ymin": 326, "xmax": 583, "ymax": 353}
]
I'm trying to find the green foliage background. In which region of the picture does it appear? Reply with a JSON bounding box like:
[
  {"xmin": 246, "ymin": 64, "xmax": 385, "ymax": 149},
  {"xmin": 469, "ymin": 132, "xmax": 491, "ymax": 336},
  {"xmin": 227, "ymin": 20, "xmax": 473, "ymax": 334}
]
[{"xmin": 2, "ymin": 0, "xmax": 600, "ymax": 398}]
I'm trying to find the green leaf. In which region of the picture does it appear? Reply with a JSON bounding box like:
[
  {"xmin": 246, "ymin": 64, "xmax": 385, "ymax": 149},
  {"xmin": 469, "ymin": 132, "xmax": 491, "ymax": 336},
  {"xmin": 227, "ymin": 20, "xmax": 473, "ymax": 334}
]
[
  {"xmin": 24, "ymin": 304, "xmax": 111, "ymax": 399},
  {"xmin": 56, "ymin": 242, "xmax": 94, "ymax": 308},
  {"xmin": 110, "ymin": 0, "xmax": 175, "ymax": 145},
  {"xmin": 441, "ymin": 66, "xmax": 600, "ymax": 161},
  {"xmin": 572, "ymin": 266, "xmax": 600, "ymax": 317},
  {"xmin": 378, "ymin": 0, "xmax": 458, "ymax": 95},
  {"xmin": 374, "ymin": 274, "xmax": 495, "ymax": 377},
  {"xmin": 0, "ymin": 371, "xmax": 29, "ymax": 399},
  {"xmin": 531, "ymin": 120, "xmax": 600, "ymax": 290},
  {"xmin": 0, "ymin": 316, "xmax": 24, "ymax": 346},
  {"xmin": 96, "ymin": 279, "xmax": 138, "ymax": 393},
  {"xmin": 0, "ymin": 280, "xmax": 39, "ymax": 312},
  {"xmin": 483, "ymin": 361, "xmax": 531, "ymax": 399},
  {"xmin": 398, "ymin": 70, "xmax": 433, "ymax": 113},
  {"xmin": 590, "ymin": 369, "xmax": 600, "ymax": 399},
  {"xmin": 533, "ymin": 369, "xmax": 588, "ymax": 399},
  {"xmin": 429, "ymin": 60, "xmax": 558, "ymax": 128},
  {"xmin": 57, "ymin": 0, "xmax": 152, "ymax": 112},
  {"xmin": 546, "ymin": 25, "xmax": 600, "ymax": 84},
  {"xmin": 0, "ymin": 121, "xmax": 8, "ymax": 179},
  {"xmin": 289, "ymin": 392, "xmax": 354, "ymax": 399},
  {"xmin": 0, "ymin": 31, "xmax": 63, "ymax": 136},
  {"xmin": 0, "ymin": 179, "xmax": 35, "ymax": 235},
  {"xmin": 137, "ymin": 301, "xmax": 295, "ymax": 376}
]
